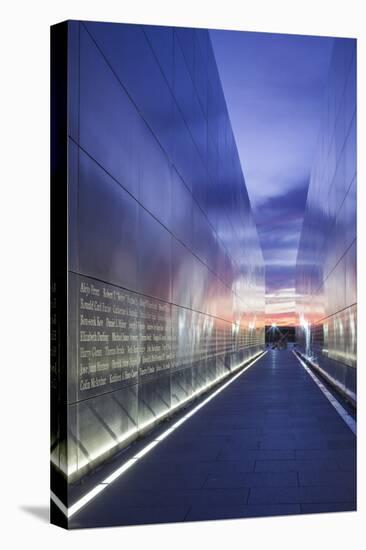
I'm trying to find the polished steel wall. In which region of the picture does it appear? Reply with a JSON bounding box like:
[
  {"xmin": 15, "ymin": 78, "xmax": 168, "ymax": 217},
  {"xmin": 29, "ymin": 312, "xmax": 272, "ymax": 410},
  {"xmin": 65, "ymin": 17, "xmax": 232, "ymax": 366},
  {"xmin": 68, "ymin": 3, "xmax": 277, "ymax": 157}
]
[
  {"xmin": 296, "ymin": 38, "xmax": 356, "ymax": 403},
  {"xmin": 52, "ymin": 21, "xmax": 265, "ymax": 479}
]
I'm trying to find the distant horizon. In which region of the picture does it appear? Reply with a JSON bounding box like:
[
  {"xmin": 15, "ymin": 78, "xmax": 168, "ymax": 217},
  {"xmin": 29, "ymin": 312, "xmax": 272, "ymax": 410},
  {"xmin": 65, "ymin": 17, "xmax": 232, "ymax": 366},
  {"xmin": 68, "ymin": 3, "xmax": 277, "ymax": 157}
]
[{"xmin": 211, "ymin": 30, "xmax": 334, "ymax": 326}]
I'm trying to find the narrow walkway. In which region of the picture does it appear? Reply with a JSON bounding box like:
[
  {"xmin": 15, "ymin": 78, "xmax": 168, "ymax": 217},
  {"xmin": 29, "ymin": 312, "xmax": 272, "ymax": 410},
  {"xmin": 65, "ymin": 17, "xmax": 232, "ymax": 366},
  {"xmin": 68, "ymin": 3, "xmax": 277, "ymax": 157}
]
[{"xmin": 70, "ymin": 350, "xmax": 356, "ymax": 528}]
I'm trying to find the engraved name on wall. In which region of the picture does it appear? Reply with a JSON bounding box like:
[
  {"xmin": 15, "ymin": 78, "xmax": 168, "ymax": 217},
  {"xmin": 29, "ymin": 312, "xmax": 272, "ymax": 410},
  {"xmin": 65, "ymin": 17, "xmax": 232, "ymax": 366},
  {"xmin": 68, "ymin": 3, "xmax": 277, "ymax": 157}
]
[{"xmin": 77, "ymin": 278, "xmax": 172, "ymax": 392}]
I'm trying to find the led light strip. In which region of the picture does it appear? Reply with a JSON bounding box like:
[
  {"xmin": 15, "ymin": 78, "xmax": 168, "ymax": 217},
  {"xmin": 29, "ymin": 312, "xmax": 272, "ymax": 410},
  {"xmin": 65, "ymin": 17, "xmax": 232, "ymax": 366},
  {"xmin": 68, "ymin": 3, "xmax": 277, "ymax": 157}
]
[
  {"xmin": 292, "ymin": 351, "xmax": 356, "ymax": 435},
  {"xmin": 64, "ymin": 352, "xmax": 266, "ymax": 476},
  {"xmin": 51, "ymin": 350, "xmax": 267, "ymax": 520}
]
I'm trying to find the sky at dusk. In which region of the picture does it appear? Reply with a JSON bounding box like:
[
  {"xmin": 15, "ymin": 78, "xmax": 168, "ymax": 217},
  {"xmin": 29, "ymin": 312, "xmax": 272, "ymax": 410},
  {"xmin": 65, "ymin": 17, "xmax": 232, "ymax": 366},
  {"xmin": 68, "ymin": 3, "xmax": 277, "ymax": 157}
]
[{"xmin": 211, "ymin": 30, "xmax": 334, "ymax": 325}]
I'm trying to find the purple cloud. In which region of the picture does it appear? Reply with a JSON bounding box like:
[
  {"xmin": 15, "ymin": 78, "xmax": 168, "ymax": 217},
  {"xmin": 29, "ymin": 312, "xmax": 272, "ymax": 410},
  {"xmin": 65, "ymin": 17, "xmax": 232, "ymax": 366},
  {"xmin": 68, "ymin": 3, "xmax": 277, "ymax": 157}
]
[{"xmin": 211, "ymin": 30, "xmax": 333, "ymax": 322}]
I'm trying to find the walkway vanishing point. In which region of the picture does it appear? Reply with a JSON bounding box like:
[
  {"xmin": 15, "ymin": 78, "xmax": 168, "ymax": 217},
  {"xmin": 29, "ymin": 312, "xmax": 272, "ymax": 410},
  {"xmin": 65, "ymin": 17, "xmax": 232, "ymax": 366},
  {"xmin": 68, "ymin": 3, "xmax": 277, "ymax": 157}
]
[{"xmin": 56, "ymin": 349, "xmax": 356, "ymax": 528}]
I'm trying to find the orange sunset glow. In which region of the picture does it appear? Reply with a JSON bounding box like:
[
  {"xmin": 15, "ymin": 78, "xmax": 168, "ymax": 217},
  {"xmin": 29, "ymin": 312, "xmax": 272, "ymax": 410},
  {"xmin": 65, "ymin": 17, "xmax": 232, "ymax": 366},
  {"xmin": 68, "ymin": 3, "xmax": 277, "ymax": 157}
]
[{"xmin": 265, "ymin": 287, "xmax": 298, "ymax": 326}]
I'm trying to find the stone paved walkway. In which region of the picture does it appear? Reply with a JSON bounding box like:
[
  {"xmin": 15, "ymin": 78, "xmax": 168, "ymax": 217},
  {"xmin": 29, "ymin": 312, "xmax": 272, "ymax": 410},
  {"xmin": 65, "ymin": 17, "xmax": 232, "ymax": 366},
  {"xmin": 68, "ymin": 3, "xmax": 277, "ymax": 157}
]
[{"xmin": 69, "ymin": 350, "xmax": 356, "ymax": 528}]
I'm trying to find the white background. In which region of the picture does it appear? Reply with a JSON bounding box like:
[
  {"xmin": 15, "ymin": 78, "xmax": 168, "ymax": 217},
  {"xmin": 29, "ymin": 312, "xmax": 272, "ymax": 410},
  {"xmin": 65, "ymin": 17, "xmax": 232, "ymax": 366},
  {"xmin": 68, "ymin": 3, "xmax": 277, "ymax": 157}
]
[{"xmin": 0, "ymin": 0, "xmax": 364, "ymax": 548}]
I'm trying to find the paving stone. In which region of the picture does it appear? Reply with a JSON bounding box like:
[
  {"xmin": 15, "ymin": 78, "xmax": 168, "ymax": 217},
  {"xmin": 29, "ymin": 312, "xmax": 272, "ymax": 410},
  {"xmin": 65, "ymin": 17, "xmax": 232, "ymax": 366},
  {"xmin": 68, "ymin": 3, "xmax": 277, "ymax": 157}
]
[
  {"xmin": 70, "ymin": 350, "xmax": 356, "ymax": 526},
  {"xmin": 204, "ymin": 471, "xmax": 298, "ymax": 488},
  {"xmin": 327, "ymin": 439, "xmax": 356, "ymax": 450},
  {"xmin": 186, "ymin": 503, "xmax": 301, "ymax": 521},
  {"xmin": 295, "ymin": 449, "xmax": 355, "ymax": 460},
  {"xmin": 256, "ymin": 449, "xmax": 296, "ymax": 460},
  {"xmin": 300, "ymin": 502, "xmax": 356, "ymax": 514},
  {"xmin": 140, "ymin": 459, "xmax": 256, "ymax": 476},
  {"xmin": 70, "ymin": 505, "xmax": 190, "ymax": 529},
  {"xmin": 259, "ymin": 439, "xmax": 302, "ymax": 450},
  {"xmin": 255, "ymin": 459, "xmax": 340, "ymax": 472},
  {"xmin": 114, "ymin": 470, "xmax": 208, "ymax": 490},
  {"xmin": 95, "ymin": 487, "xmax": 250, "ymax": 509},
  {"xmin": 337, "ymin": 456, "xmax": 357, "ymax": 471},
  {"xmin": 249, "ymin": 485, "xmax": 355, "ymax": 504},
  {"xmin": 299, "ymin": 471, "xmax": 356, "ymax": 488}
]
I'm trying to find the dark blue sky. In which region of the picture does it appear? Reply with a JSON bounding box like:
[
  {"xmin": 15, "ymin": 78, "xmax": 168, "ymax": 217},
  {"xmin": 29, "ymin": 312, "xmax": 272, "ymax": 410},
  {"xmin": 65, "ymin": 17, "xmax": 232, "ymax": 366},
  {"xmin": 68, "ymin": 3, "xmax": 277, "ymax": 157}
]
[{"xmin": 211, "ymin": 30, "xmax": 333, "ymax": 323}]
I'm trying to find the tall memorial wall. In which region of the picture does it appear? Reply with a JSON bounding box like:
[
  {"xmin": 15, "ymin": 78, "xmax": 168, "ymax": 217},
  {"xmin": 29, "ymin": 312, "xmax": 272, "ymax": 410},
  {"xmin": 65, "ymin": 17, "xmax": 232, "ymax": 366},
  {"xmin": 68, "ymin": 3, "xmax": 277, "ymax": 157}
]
[
  {"xmin": 296, "ymin": 39, "xmax": 356, "ymax": 403},
  {"xmin": 51, "ymin": 21, "xmax": 265, "ymax": 482}
]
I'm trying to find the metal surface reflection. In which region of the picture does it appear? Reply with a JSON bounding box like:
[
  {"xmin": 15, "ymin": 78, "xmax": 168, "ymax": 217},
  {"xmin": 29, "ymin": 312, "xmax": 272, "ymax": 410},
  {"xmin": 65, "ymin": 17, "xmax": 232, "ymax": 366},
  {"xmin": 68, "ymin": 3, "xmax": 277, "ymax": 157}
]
[
  {"xmin": 296, "ymin": 38, "xmax": 356, "ymax": 403},
  {"xmin": 51, "ymin": 21, "xmax": 265, "ymax": 480}
]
